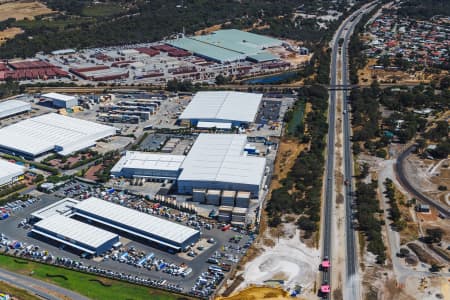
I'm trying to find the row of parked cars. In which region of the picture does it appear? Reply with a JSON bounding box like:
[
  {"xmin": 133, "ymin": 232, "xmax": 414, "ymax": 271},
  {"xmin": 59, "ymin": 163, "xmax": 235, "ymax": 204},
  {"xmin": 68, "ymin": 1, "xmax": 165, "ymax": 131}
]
[
  {"xmin": 103, "ymin": 246, "xmax": 190, "ymax": 276},
  {"xmin": 190, "ymin": 267, "xmax": 225, "ymax": 298},
  {"xmin": 0, "ymin": 233, "xmax": 185, "ymax": 294},
  {"xmin": 1, "ymin": 197, "xmax": 40, "ymax": 214},
  {"xmin": 54, "ymin": 257, "xmax": 184, "ymax": 293}
]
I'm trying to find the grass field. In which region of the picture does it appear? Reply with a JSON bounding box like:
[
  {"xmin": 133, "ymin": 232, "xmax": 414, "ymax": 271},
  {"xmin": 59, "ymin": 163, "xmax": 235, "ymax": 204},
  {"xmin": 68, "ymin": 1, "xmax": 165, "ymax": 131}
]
[
  {"xmin": 0, "ymin": 281, "xmax": 41, "ymax": 300},
  {"xmin": 82, "ymin": 4, "xmax": 126, "ymax": 17},
  {"xmin": 0, "ymin": 255, "xmax": 190, "ymax": 300}
]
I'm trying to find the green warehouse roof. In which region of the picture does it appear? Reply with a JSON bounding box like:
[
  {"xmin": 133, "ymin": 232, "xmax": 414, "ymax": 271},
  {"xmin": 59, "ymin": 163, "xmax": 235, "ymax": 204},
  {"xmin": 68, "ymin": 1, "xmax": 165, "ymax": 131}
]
[{"xmin": 166, "ymin": 29, "xmax": 283, "ymax": 63}]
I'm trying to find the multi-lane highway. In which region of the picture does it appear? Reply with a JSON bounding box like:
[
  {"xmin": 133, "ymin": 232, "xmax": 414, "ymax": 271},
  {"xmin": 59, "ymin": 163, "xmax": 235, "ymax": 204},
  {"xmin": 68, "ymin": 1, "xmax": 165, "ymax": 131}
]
[{"xmin": 322, "ymin": 2, "xmax": 377, "ymax": 300}]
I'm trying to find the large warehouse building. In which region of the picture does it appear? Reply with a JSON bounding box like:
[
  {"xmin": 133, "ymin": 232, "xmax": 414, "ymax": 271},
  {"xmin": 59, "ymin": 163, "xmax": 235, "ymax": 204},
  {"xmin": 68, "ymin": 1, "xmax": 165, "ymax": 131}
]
[
  {"xmin": 72, "ymin": 197, "xmax": 200, "ymax": 251},
  {"xmin": 167, "ymin": 29, "xmax": 282, "ymax": 63},
  {"xmin": 179, "ymin": 91, "xmax": 262, "ymax": 127},
  {"xmin": 0, "ymin": 113, "xmax": 117, "ymax": 159},
  {"xmin": 111, "ymin": 151, "xmax": 185, "ymax": 181},
  {"xmin": 178, "ymin": 134, "xmax": 266, "ymax": 197},
  {"xmin": 32, "ymin": 214, "xmax": 119, "ymax": 256},
  {"xmin": 0, "ymin": 100, "xmax": 31, "ymax": 120},
  {"xmin": 0, "ymin": 159, "xmax": 24, "ymax": 187},
  {"xmin": 41, "ymin": 92, "xmax": 78, "ymax": 109}
]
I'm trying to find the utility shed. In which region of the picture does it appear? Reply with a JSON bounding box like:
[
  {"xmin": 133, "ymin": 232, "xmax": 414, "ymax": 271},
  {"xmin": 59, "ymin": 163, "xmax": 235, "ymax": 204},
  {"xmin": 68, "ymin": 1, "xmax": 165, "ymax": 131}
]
[
  {"xmin": 72, "ymin": 197, "xmax": 200, "ymax": 251},
  {"xmin": 179, "ymin": 91, "xmax": 262, "ymax": 127},
  {"xmin": 111, "ymin": 151, "xmax": 185, "ymax": 180},
  {"xmin": 42, "ymin": 92, "xmax": 78, "ymax": 109},
  {"xmin": 32, "ymin": 214, "xmax": 119, "ymax": 255},
  {"xmin": 178, "ymin": 134, "xmax": 266, "ymax": 197},
  {"xmin": 0, "ymin": 100, "xmax": 31, "ymax": 119},
  {"xmin": 0, "ymin": 159, "xmax": 24, "ymax": 187},
  {"xmin": 0, "ymin": 113, "xmax": 117, "ymax": 159}
]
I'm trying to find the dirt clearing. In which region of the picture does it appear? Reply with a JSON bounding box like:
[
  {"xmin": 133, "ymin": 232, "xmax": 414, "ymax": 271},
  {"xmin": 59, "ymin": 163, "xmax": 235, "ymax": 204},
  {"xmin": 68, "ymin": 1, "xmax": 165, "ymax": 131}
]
[
  {"xmin": 270, "ymin": 138, "xmax": 306, "ymax": 190},
  {"xmin": 0, "ymin": 27, "xmax": 23, "ymax": 45},
  {"xmin": 233, "ymin": 225, "xmax": 320, "ymax": 298},
  {"xmin": 0, "ymin": 1, "xmax": 54, "ymax": 22},
  {"xmin": 217, "ymin": 286, "xmax": 295, "ymax": 300}
]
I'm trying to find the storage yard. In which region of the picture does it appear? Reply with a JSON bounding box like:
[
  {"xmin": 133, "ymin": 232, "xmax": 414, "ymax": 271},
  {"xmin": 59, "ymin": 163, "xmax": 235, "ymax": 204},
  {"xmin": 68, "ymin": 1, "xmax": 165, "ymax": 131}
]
[
  {"xmin": 0, "ymin": 183, "xmax": 253, "ymax": 297},
  {"xmin": 0, "ymin": 29, "xmax": 310, "ymax": 85}
]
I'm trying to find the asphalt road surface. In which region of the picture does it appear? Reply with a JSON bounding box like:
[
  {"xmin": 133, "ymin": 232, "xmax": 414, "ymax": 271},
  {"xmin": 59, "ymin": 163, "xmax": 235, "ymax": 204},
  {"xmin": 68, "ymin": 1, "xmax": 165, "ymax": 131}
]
[
  {"xmin": 341, "ymin": 4, "xmax": 379, "ymax": 300},
  {"xmin": 322, "ymin": 2, "xmax": 378, "ymax": 300},
  {"xmin": 0, "ymin": 267, "xmax": 90, "ymax": 300},
  {"xmin": 395, "ymin": 145, "xmax": 450, "ymax": 217}
]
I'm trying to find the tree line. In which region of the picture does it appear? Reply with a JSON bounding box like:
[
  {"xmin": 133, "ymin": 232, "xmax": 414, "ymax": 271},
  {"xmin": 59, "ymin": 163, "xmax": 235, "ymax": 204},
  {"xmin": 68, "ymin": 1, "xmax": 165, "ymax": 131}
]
[
  {"xmin": 355, "ymin": 181, "xmax": 386, "ymax": 264},
  {"xmin": 0, "ymin": 0, "xmax": 302, "ymax": 58},
  {"xmin": 266, "ymin": 85, "xmax": 329, "ymax": 238}
]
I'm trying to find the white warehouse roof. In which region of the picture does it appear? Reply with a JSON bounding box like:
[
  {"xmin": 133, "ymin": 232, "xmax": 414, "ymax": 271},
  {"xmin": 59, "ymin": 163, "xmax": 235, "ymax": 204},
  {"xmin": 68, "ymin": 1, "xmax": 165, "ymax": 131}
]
[
  {"xmin": 0, "ymin": 159, "xmax": 24, "ymax": 186},
  {"xmin": 73, "ymin": 197, "xmax": 199, "ymax": 245},
  {"xmin": 31, "ymin": 198, "xmax": 80, "ymax": 220},
  {"xmin": 178, "ymin": 134, "xmax": 266, "ymax": 187},
  {"xmin": 111, "ymin": 151, "xmax": 185, "ymax": 174},
  {"xmin": 0, "ymin": 113, "xmax": 117, "ymax": 157},
  {"xmin": 33, "ymin": 214, "xmax": 118, "ymax": 249},
  {"xmin": 179, "ymin": 91, "xmax": 262, "ymax": 124},
  {"xmin": 197, "ymin": 121, "xmax": 232, "ymax": 130},
  {"xmin": 0, "ymin": 100, "xmax": 31, "ymax": 119},
  {"xmin": 41, "ymin": 92, "xmax": 76, "ymax": 102}
]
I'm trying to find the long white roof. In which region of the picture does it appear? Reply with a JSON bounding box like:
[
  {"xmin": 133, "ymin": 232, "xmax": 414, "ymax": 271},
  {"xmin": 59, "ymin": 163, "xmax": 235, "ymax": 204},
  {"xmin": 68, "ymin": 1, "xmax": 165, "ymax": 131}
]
[
  {"xmin": 0, "ymin": 113, "xmax": 117, "ymax": 156},
  {"xmin": 33, "ymin": 214, "xmax": 118, "ymax": 248},
  {"xmin": 73, "ymin": 197, "xmax": 199, "ymax": 245},
  {"xmin": 42, "ymin": 92, "xmax": 76, "ymax": 102},
  {"xmin": 0, "ymin": 159, "xmax": 24, "ymax": 185},
  {"xmin": 179, "ymin": 91, "xmax": 262, "ymax": 123},
  {"xmin": 0, "ymin": 100, "xmax": 31, "ymax": 119},
  {"xmin": 178, "ymin": 134, "xmax": 266, "ymax": 186},
  {"xmin": 111, "ymin": 151, "xmax": 185, "ymax": 173}
]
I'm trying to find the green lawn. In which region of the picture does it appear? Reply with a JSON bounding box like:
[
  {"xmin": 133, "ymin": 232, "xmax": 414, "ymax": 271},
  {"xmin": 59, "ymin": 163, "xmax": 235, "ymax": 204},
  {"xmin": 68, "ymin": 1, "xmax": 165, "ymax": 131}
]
[{"xmin": 0, "ymin": 255, "xmax": 191, "ymax": 300}]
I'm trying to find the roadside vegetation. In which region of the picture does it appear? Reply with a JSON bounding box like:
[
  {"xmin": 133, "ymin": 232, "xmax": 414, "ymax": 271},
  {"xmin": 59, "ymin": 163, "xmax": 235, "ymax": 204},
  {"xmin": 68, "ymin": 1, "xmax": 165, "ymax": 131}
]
[
  {"xmin": 0, "ymin": 254, "xmax": 189, "ymax": 300},
  {"xmin": 0, "ymin": 183, "xmax": 27, "ymax": 200},
  {"xmin": 266, "ymin": 85, "xmax": 328, "ymax": 238},
  {"xmin": 383, "ymin": 178, "xmax": 405, "ymax": 231},
  {"xmin": 0, "ymin": 281, "xmax": 41, "ymax": 300},
  {"xmin": 354, "ymin": 181, "xmax": 386, "ymax": 264}
]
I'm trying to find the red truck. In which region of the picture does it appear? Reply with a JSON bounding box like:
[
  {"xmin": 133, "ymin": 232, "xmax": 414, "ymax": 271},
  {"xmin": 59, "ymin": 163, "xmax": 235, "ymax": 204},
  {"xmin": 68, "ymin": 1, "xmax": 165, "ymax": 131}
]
[{"xmin": 221, "ymin": 224, "xmax": 231, "ymax": 231}]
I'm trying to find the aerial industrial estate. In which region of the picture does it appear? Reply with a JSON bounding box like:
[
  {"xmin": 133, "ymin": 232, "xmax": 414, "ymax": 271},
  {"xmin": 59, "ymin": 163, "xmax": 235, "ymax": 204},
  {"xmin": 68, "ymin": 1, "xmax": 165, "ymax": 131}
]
[
  {"xmin": 0, "ymin": 87, "xmax": 280, "ymax": 298},
  {"xmin": 0, "ymin": 29, "xmax": 305, "ymax": 86},
  {"xmin": 0, "ymin": 1, "xmax": 449, "ymax": 300}
]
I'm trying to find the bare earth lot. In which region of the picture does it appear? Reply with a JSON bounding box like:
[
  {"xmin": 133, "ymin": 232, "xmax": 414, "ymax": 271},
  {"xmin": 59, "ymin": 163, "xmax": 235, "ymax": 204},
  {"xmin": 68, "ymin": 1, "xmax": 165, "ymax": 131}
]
[
  {"xmin": 0, "ymin": 27, "xmax": 23, "ymax": 45},
  {"xmin": 0, "ymin": 1, "xmax": 54, "ymax": 22}
]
